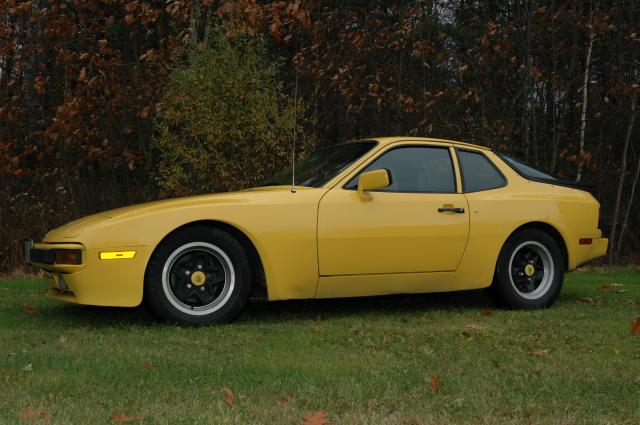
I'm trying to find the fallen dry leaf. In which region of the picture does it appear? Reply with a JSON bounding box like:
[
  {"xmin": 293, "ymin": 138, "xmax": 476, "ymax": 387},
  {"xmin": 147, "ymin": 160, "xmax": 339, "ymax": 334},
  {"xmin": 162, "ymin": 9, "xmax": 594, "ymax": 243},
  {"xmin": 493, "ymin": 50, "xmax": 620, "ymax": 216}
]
[
  {"xmin": 578, "ymin": 296, "xmax": 594, "ymax": 303},
  {"xmin": 635, "ymin": 265, "xmax": 640, "ymax": 272},
  {"xmin": 275, "ymin": 394, "xmax": 296, "ymax": 405},
  {"xmin": 19, "ymin": 406, "xmax": 51, "ymax": 422},
  {"xmin": 223, "ymin": 387, "xmax": 234, "ymax": 407},
  {"xmin": 111, "ymin": 412, "xmax": 145, "ymax": 423},
  {"xmin": 140, "ymin": 362, "xmax": 153, "ymax": 369},
  {"xmin": 58, "ymin": 335, "xmax": 66, "ymax": 344},
  {"xmin": 465, "ymin": 322, "xmax": 486, "ymax": 330},
  {"xmin": 631, "ymin": 317, "xmax": 640, "ymax": 337},
  {"xmin": 23, "ymin": 304, "xmax": 37, "ymax": 315},
  {"xmin": 302, "ymin": 410, "xmax": 327, "ymax": 425},
  {"xmin": 431, "ymin": 374, "xmax": 443, "ymax": 393},
  {"xmin": 599, "ymin": 283, "xmax": 623, "ymax": 292},
  {"xmin": 531, "ymin": 348, "xmax": 550, "ymax": 357},
  {"xmin": 481, "ymin": 308, "xmax": 492, "ymax": 316}
]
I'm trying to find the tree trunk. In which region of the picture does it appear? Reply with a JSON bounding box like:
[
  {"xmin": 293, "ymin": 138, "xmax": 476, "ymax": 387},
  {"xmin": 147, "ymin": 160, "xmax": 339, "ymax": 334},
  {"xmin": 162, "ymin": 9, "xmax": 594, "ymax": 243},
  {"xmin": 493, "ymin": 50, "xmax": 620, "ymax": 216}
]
[
  {"xmin": 616, "ymin": 155, "xmax": 640, "ymax": 259},
  {"xmin": 608, "ymin": 71, "xmax": 637, "ymax": 263},
  {"xmin": 576, "ymin": 26, "xmax": 595, "ymax": 181}
]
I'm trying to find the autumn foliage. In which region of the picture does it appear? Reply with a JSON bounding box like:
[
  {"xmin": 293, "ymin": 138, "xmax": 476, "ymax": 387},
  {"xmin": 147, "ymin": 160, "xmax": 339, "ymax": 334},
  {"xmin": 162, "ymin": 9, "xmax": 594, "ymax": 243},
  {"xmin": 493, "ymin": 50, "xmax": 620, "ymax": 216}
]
[
  {"xmin": 1, "ymin": 0, "xmax": 639, "ymax": 270},
  {"xmin": 153, "ymin": 27, "xmax": 298, "ymax": 194}
]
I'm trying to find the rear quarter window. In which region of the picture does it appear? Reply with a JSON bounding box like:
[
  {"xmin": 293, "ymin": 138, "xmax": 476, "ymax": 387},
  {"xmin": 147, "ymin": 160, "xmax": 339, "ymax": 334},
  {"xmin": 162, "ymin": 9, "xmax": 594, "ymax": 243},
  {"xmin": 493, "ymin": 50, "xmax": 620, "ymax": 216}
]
[{"xmin": 457, "ymin": 150, "xmax": 506, "ymax": 192}]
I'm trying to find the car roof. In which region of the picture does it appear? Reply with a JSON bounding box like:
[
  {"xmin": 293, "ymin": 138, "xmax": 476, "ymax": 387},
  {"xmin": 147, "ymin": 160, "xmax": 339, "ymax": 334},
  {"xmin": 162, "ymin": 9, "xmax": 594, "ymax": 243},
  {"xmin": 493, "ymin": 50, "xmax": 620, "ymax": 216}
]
[{"xmin": 367, "ymin": 136, "xmax": 491, "ymax": 151}]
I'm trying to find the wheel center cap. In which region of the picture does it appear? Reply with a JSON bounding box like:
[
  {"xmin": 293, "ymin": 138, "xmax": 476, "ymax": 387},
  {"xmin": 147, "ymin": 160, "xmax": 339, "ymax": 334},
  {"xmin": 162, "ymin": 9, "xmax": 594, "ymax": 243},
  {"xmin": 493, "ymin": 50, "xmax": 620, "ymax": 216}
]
[
  {"xmin": 524, "ymin": 264, "xmax": 535, "ymax": 277},
  {"xmin": 191, "ymin": 271, "xmax": 206, "ymax": 286}
]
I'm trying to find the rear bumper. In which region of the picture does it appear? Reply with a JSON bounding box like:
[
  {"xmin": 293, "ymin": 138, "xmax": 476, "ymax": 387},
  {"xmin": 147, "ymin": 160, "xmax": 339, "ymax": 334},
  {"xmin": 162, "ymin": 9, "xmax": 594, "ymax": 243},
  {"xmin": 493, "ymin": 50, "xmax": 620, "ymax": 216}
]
[
  {"xmin": 568, "ymin": 233, "xmax": 608, "ymax": 270},
  {"xmin": 589, "ymin": 237, "xmax": 608, "ymax": 261}
]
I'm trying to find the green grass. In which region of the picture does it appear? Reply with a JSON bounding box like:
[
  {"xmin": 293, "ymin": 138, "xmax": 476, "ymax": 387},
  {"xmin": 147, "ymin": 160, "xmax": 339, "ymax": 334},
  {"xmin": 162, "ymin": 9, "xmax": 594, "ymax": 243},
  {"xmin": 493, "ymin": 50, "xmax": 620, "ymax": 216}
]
[{"xmin": 1, "ymin": 269, "xmax": 639, "ymax": 424}]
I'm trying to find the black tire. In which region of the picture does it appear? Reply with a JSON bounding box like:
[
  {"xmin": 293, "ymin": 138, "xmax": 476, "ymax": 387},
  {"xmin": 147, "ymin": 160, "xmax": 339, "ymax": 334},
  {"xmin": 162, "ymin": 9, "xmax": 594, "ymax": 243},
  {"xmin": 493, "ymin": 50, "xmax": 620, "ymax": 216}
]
[
  {"xmin": 144, "ymin": 225, "xmax": 251, "ymax": 325},
  {"xmin": 491, "ymin": 229, "xmax": 564, "ymax": 309}
]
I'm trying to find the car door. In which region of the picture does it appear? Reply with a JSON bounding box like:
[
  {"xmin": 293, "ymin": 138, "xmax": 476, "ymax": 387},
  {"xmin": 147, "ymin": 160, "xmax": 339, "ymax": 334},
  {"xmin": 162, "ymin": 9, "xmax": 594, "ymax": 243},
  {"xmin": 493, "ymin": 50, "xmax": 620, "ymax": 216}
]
[{"xmin": 317, "ymin": 144, "xmax": 469, "ymax": 276}]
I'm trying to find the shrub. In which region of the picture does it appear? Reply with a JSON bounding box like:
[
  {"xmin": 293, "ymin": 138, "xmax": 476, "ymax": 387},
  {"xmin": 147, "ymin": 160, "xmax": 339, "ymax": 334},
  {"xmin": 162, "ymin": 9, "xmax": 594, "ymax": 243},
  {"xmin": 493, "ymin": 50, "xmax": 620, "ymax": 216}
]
[{"xmin": 153, "ymin": 27, "xmax": 299, "ymax": 195}]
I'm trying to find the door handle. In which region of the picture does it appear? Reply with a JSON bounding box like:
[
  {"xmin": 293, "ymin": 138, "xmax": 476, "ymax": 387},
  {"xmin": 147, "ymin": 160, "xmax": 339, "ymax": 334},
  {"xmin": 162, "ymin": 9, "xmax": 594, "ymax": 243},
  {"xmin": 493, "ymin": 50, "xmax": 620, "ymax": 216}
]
[{"xmin": 438, "ymin": 207, "xmax": 465, "ymax": 213}]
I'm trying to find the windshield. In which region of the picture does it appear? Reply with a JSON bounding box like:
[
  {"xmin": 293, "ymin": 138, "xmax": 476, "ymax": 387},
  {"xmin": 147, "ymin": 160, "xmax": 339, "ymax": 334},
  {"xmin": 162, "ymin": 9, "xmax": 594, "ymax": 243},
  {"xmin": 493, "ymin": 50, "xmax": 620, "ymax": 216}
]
[
  {"xmin": 260, "ymin": 141, "xmax": 378, "ymax": 188},
  {"xmin": 499, "ymin": 154, "xmax": 557, "ymax": 181}
]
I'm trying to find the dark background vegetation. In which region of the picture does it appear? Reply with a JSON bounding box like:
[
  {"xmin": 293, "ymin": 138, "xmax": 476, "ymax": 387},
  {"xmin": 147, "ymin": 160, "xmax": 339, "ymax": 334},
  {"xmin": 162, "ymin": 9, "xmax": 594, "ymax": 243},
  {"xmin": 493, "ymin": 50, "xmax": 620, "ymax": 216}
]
[{"xmin": 1, "ymin": 0, "xmax": 639, "ymax": 271}]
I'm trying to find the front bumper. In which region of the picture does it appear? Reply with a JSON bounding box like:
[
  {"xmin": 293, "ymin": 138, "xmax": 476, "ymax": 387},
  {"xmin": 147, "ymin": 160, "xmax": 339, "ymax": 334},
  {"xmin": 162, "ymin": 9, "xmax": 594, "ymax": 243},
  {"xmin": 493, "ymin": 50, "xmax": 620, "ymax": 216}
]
[{"xmin": 25, "ymin": 240, "xmax": 153, "ymax": 307}]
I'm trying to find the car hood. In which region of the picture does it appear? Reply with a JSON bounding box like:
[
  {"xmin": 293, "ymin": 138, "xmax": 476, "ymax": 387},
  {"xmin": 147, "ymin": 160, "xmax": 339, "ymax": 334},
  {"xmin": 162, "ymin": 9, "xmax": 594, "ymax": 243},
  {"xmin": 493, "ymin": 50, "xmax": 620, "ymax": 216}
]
[{"xmin": 45, "ymin": 186, "xmax": 301, "ymax": 240}]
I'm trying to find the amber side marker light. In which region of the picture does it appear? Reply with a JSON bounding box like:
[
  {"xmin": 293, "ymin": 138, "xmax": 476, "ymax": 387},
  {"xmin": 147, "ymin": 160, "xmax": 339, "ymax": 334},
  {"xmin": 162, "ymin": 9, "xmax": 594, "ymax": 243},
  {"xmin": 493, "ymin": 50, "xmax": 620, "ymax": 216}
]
[
  {"xmin": 99, "ymin": 251, "xmax": 136, "ymax": 260},
  {"xmin": 579, "ymin": 238, "xmax": 593, "ymax": 245}
]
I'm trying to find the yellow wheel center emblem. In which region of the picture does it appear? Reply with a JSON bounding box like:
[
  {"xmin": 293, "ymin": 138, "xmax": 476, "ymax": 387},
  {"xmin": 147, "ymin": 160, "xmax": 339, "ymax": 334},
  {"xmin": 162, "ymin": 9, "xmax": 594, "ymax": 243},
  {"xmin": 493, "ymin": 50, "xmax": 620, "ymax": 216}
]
[
  {"xmin": 191, "ymin": 271, "xmax": 206, "ymax": 286},
  {"xmin": 524, "ymin": 264, "xmax": 535, "ymax": 277}
]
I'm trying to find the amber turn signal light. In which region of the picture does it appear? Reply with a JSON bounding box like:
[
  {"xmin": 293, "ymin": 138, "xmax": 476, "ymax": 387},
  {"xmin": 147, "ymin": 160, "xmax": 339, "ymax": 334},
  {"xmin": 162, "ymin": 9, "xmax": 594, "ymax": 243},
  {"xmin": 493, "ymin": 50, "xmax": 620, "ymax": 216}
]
[{"xmin": 54, "ymin": 249, "xmax": 82, "ymax": 265}]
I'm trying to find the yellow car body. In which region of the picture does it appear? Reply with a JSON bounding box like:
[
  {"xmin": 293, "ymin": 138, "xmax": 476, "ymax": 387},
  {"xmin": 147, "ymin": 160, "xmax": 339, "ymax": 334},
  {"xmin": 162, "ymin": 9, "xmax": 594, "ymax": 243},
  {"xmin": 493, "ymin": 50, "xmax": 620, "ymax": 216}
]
[{"xmin": 29, "ymin": 137, "xmax": 607, "ymax": 310}]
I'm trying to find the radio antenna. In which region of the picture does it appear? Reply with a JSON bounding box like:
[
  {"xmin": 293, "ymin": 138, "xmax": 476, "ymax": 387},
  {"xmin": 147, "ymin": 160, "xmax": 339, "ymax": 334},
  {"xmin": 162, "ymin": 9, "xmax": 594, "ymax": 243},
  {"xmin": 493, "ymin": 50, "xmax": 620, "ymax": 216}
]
[{"xmin": 291, "ymin": 55, "xmax": 299, "ymax": 193}]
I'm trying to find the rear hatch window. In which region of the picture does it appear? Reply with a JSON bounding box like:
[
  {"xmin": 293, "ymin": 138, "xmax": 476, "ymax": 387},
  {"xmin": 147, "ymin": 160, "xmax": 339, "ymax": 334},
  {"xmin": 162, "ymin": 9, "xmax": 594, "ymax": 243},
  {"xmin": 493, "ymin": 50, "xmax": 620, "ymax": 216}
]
[{"xmin": 496, "ymin": 152, "xmax": 593, "ymax": 191}]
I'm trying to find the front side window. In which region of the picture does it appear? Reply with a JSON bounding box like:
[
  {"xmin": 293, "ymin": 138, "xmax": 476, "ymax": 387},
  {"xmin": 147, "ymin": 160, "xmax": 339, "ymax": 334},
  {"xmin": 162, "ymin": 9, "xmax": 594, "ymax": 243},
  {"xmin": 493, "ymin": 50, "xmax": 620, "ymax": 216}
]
[
  {"xmin": 457, "ymin": 150, "xmax": 506, "ymax": 192},
  {"xmin": 346, "ymin": 146, "xmax": 456, "ymax": 193}
]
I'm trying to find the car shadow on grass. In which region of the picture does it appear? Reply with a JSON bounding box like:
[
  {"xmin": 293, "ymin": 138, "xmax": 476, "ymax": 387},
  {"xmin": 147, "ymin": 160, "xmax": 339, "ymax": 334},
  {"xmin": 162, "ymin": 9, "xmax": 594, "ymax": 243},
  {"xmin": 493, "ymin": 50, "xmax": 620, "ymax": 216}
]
[
  {"xmin": 37, "ymin": 290, "xmax": 493, "ymax": 327},
  {"xmin": 240, "ymin": 290, "xmax": 493, "ymax": 323}
]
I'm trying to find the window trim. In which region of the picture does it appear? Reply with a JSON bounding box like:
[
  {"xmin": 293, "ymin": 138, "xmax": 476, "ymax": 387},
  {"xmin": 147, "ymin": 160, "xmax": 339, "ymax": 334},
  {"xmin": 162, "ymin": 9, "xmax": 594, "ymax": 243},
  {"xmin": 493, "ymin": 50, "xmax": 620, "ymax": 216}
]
[
  {"xmin": 456, "ymin": 148, "xmax": 508, "ymax": 193},
  {"xmin": 342, "ymin": 144, "xmax": 458, "ymax": 194}
]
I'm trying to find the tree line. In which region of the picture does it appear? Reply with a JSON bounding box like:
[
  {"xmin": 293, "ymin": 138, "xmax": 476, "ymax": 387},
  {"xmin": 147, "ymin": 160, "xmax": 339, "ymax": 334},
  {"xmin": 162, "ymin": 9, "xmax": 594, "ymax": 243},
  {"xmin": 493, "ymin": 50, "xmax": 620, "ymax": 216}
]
[{"xmin": 1, "ymin": 0, "xmax": 638, "ymax": 270}]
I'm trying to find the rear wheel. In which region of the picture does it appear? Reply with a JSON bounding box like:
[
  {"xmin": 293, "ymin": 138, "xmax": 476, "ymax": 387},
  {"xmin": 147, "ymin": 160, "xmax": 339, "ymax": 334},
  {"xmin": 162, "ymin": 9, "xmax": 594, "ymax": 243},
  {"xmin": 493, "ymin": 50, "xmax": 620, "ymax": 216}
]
[
  {"xmin": 144, "ymin": 226, "xmax": 251, "ymax": 325},
  {"xmin": 491, "ymin": 229, "xmax": 564, "ymax": 309}
]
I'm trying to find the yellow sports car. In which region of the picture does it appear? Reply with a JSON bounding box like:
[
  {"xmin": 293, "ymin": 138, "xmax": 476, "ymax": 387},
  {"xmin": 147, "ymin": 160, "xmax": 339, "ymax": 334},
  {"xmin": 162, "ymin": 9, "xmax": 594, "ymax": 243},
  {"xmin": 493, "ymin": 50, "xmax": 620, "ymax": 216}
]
[{"xmin": 26, "ymin": 137, "xmax": 608, "ymax": 324}]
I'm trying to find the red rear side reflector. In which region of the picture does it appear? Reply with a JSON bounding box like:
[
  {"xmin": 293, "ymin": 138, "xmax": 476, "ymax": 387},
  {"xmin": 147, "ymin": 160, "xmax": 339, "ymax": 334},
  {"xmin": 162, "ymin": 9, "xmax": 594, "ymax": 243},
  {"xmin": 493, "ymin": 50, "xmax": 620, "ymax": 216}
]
[{"xmin": 579, "ymin": 238, "xmax": 593, "ymax": 245}]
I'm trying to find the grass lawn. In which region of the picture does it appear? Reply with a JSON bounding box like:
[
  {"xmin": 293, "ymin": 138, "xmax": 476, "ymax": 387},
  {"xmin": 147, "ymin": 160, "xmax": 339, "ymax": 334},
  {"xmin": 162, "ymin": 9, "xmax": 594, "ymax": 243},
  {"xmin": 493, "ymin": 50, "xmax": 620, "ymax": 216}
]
[{"xmin": 1, "ymin": 269, "xmax": 639, "ymax": 424}]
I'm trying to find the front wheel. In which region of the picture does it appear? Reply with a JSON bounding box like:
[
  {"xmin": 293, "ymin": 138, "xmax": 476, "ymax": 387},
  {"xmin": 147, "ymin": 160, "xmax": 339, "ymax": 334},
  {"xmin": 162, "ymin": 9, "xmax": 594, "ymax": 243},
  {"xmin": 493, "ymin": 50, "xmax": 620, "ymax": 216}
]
[
  {"xmin": 491, "ymin": 229, "xmax": 564, "ymax": 309},
  {"xmin": 144, "ymin": 226, "xmax": 251, "ymax": 325}
]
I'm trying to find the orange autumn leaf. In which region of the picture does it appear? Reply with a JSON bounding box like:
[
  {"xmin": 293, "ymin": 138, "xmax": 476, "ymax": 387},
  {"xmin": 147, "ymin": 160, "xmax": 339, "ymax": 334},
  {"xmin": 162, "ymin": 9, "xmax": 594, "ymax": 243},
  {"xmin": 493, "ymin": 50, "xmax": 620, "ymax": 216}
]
[
  {"xmin": 223, "ymin": 387, "xmax": 234, "ymax": 407},
  {"xmin": 124, "ymin": 1, "xmax": 139, "ymax": 12},
  {"xmin": 631, "ymin": 317, "xmax": 640, "ymax": 336},
  {"xmin": 302, "ymin": 410, "xmax": 327, "ymax": 425},
  {"xmin": 275, "ymin": 394, "xmax": 296, "ymax": 404},
  {"xmin": 431, "ymin": 374, "xmax": 443, "ymax": 393},
  {"xmin": 465, "ymin": 322, "xmax": 486, "ymax": 330},
  {"xmin": 598, "ymin": 283, "xmax": 623, "ymax": 292},
  {"xmin": 140, "ymin": 362, "xmax": 153, "ymax": 369},
  {"xmin": 269, "ymin": 22, "xmax": 281, "ymax": 43},
  {"xmin": 19, "ymin": 407, "xmax": 51, "ymax": 422},
  {"xmin": 111, "ymin": 412, "xmax": 145, "ymax": 423},
  {"xmin": 23, "ymin": 304, "xmax": 38, "ymax": 315},
  {"xmin": 531, "ymin": 348, "xmax": 550, "ymax": 357},
  {"xmin": 481, "ymin": 308, "xmax": 492, "ymax": 316}
]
